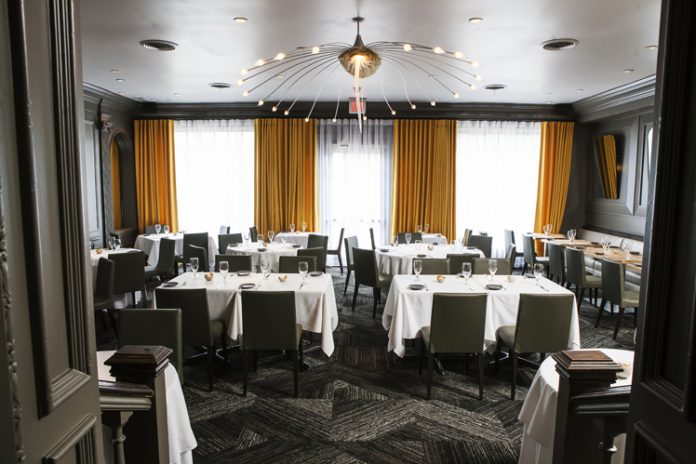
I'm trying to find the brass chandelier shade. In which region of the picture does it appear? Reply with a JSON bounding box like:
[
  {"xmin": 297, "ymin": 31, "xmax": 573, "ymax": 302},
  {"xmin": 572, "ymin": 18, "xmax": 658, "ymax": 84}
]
[{"xmin": 338, "ymin": 34, "xmax": 382, "ymax": 79}]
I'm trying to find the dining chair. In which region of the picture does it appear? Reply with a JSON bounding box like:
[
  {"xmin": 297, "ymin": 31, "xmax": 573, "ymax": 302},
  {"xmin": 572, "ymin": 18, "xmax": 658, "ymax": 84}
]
[
  {"xmin": 93, "ymin": 257, "xmax": 117, "ymax": 334},
  {"xmin": 278, "ymin": 256, "xmax": 317, "ymax": 273},
  {"xmin": 326, "ymin": 227, "xmax": 345, "ymax": 274},
  {"xmin": 414, "ymin": 258, "xmax": 450, "ymax": 275},
  {"xmin": 565, "ymin": 247, "xmax": 601, "ymax": 307},
  {"xmin": 419, "ymin": 293, "xmax": 488, "ymax": 400},
  {"xmin": 446, "ymin": 253, "xmax": 476, "ymax": 275},
  {"xmin": 188, "ymin": 244, "xmax": 210, "ymax": 272},
  {"xmin": 598, "ymin": 259, "xmax": 640, "ymax": 339},
  {"xmin": 219, "ymin": 225, "xmax": 229, "ymax": 235},
  {"xmin": 307, "ymin": 234, "xmax": 329, "ymax": 250},
  {"xmin": 144, "ymin": 224, "xmax": 158, "ymax": 234},
  {"xmin": 397, "ymin": 232, "xmax": 423, "ymax": 244},
  {"xmin": 110, "ymin": 250, "xmax": 147, "ymax": 307},
  {"xmin": 214, "ymin": 254, "xmax": 252, "ymax": 272},
  {"xmin": 522, "ymin": 234, "xmax": 549, "ymax": 275},
  {"xmin": 352, "ymin": 248, "xmax": 392, "ymax": 317},
  {"xmin": 495, "ymin": 293, "xmax": 575, "ymax": 399},
  {"xmin": 298, "ymin": 247, "xmax": 327, "ymax": 272},
  {"xmin": 468, "ymin": 235, "xmax": 493, "ymax": 258},
  {"xmin": 462, "ymin": 228, "xmax": 473, "ymax": 246},
  {"xmin": 249, "ymin": 226, "xmax": 258, "ymax": 241},
  {"xmin": 145, "ymin": 237, "xmax": 176, "ymax": 282},
  {"xmin": 504, "ymin": 230, "xmax": 524, "ymax": 268},
  {"xmin": 369, "ymin": 227, "xmax": 376, "ymax": 250},
  {"xmin": 547, "ymin": 242, "xmax": 566, "ymax": 285},
  {"xmin": 472, "ymin": 258, "xmax": 512, "ymax": 275},
  {"xmin": 176, "ymin": 232, "xmax": 209, "ymax": 274},
  {"xmin": 240, "ymin": 291, "xmax": 304, "ymax": 397},
  {"xmin": 218, "ymin": 233, "xmax": 243, "ymax": 254},
  {"xmin": 155, "ymin": 288, "xmax": 226, "ymax": 391},
  {"xmin": 343, "ymin": 236, "xmax": 359, "ymax": 295},
  {"xmin": 119, "ymin": 308, "xmax": 184, "ymax": 384}
]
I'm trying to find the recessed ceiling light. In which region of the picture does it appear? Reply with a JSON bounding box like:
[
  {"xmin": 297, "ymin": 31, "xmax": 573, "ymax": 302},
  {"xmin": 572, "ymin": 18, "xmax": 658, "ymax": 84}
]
[
  {"xmin": 468, "ymin": 17, "xmax": 483, "ymax": 23},
  {"xmin": 624, "ymin": 68, "xmax": 635, "ymax": 73},
  {"xmin": 576, "ymin": 88, "xmax": 584, "ymax": 92},
  {"xmin": 208, "ymin": 82, "xmax": 231, "ymax": 89},
  {"xmin": 484, "ymin": 83, "xmax": 506, "ymax": 91},
  {"xmin": 645, "ymin": 44, "xmax": 658, "ymax": 50},
  {"xmin": 541, "ymin": 38, "xmax": 579, "ymax": 51},
  {"xmin": 233, "ymin": 16, "xmax": 248, "ymax": 23},
  {"xmin": 110, "ymin": 68, "xmax": 120, "ymax": 74},
  {"xmin": 139, "ymin": 39, "xmax": 178, "ymax": 51},
  {"xmin": 115, "ymin": 78, "xmax": 125, "ymax": 82},
  {"xmin": 174, "ymin": 92, "xmax": 182, "ymax": 96}
]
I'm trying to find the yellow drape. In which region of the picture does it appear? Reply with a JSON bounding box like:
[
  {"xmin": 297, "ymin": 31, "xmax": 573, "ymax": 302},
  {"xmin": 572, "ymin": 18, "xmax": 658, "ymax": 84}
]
[
  {"xmin": 391, "ymin": 119, "xmax": 456, "ymax": 241},
  {"xmin": 134, "ymin": 120, "xmax": 178, "ymax": 232},
  {"xmin": 534, "ymin": 121, "xmax": 575, "ymax": 254},
  {"xmin": 109, "ymin": 139, "xmax": 122, "ymax": 229},
  {"xmin": 595, "ymin": 135, "xmax": 618, "ymax": 199},
  {"xmin": 254, "ymin": 119, "xmax": 317, "ymax": 235}
]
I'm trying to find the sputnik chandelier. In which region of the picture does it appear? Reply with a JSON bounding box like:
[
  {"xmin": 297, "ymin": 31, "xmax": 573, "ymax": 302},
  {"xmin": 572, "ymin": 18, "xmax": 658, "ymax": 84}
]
[{"xmin": 239, "ymin": 16, "xmax": 482, "ymax": 130}]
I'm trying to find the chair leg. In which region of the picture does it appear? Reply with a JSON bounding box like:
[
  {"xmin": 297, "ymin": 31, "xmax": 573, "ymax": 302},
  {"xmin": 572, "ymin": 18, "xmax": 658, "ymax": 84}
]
[
  {"xmin": 299, "ymin": 334, "xmax": 304, "ymax": 364},
  {"xmin": 494, "ymin": 336, "xmax": 502, "ymax": 375},
  {"xmin": 511, "ymin": 351, "xmax": 518, "ymax": 400},
  {"xmin": 522, "ymin": 263, "xmax": 528, "ymax": 275},
  {"xmin": 373, "ymin": 287, "xmax": 380, "ymax": 318},
  {"xmin": 613, "ymin": 307, "xmax": 625, "ymax": 340},
  {"xmin": 207, "ymin": 345, "xmax": 215, "ymax": 392},
  {"xmin": 220, "ymin": 333, "xmax": 228, "ymax": 362},
  {"xmin": 338, "ymin": 254, "xmax": 344, "ymax": 275},
  {"xmin": 427, "ymin": 353, "xmax": 434, "ymax": 400},
  {"xmin": 292, "ymin": 350, "xmax": 299, "ymax": 398},
  {"xmin": 596, "ymin": 298, "xmax": 607, "ymax": 328},
  {"xmin": 343, "ymin": 269, "xmax": 352, "ymax": 296},
  {"xmin": 477, "ymin": 353, "xmax": 485, "ymax": 401},
  {"xmin": 419, "ymin": 338, "xmax": 424, "ymax": 377},
  {"xmin": 242, "ymin": 349, "xmax": 248, "ymax": 397},
  {"xmin": 99, "ymin": 310, "xmax": 109, "ymax": 333},
  {"xmin": 352, "ymin": 284, "xmax": 359, "ymax": 311}
]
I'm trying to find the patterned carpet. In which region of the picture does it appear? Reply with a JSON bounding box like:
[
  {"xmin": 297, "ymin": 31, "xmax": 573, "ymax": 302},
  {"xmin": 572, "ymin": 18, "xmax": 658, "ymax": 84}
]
[{"xmin": 97, "ymin": 267, "xmax": 636, "ymax": 463}]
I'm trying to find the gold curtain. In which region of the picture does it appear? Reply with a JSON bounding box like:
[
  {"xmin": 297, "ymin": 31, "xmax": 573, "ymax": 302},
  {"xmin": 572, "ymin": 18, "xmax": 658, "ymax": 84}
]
[
  {"xmin": 533, "ymin": 121, "xmax": 575, "ymax": 254},
  {"xmin": 134, "ymin": 120, "xmax": 178, "ymax": 232},
  {"xmin": 391, "ymin": 119, "xmax": 457, "ymax": 240},
  {"xmin": 109, "ymin": 139, "xmax": 122, "ymax": 229},
  {"xmin": 595, "ymin": 135, "xmax": 618, "ymax": 199},
  {"xmin": 254, "ymin": 118, "xmax": 317, "ymax": 235}
]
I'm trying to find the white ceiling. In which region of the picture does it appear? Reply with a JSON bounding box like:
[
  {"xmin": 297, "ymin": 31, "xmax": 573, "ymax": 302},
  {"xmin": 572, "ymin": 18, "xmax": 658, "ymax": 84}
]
[{"xmin": 80, "ymin": 0, "xmax": 661, "ymax": 106}]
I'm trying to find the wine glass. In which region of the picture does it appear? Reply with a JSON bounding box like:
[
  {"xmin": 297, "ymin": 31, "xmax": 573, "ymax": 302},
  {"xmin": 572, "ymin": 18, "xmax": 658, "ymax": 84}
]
[
  {"xmin": 290, "ymin": 223, "xmax": 296, "ymax": 233},
  {"xmin": 190, "ymin": 257, "xmax": 199, "ymax": 278},
  {"xmin": 302, "ymin": 222, "xmax": 307, "ymax": 232},
  {"xmin": 622, "ymin": 240, "xmax": 632, "ymax": 258},
  {"xmin": 163, "ymin": 225, "xmax": 170, "ymax": 234},
  {"xmin": 391, "ymin": 236, "xmax": 398, "ymax": 247},
  {"xmin": 261, "ymin": 258, "xmax": 271, "ymax": 278},
  {"xmin": 567, "ymin": 229, "xmax": 577, "ymax": 242},
  {"xmin": 155, "ymin": 223, "xmax": 161, "ymax": 234},
  {"xmin": 280, "ymin": 235, "xmax": 287, "ymax": 245},
  {"xmin": 533, "ymin": 263, "xmax": 544, "ymax": 286},
  {"xmin": 417, "ymin": 224, "xmax": 423, "ymax": 233},
  {"xmin": 114, "ymin": 237, "xmax": 121, "ymax": 250},
  {"xmin": 601, "ymin": 236, "xmax": 610, "ymax": 253},
  {"xmin": 450, "ymin": 239, "xmax": 458, "ymax": 250},
  {"xmin": 424, "ymin": 224, "xmax": 430, "ymax": 233},
  {"xmin": 107, "ymin": 237, "xmax": 114, "ymax": 250},
  {"xmin": 257, "ymin": 234, "xmax": 265, "ymax": 246},
  {"xmin": 462, "ymin": 262, "xmax": 472, "ymax": 283},
  {"xmin": 243, "ymin": 232, "xmax": 250, "ymax": 244},
  {"xmin": 405, "ymin": 232, "xmax": 412, "ymax": 245},
  {"xmin": 488, "ymin": 259, "xmax": 498, "ymax": 280},
  {"xmin": 219, "ymin": 260, "xmax": 229, "ymax": 282},
  {"xmin": 413, "ymin": 259, "xmax": 423, "ymax": 280},
  {"xmin": 268, "ymin": 230, "xmax": 275, "ymax": 243},
  {"xmin": 298, "ymin": 261, "xmax": 309, "ymax": 279},
  {"xmin": 414, "ymin": 239, "xmax": 422, "ymax": 252}
]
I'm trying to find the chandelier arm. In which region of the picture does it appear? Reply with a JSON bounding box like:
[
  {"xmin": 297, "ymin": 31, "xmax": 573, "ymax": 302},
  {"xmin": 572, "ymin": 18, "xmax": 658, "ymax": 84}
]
[
  {"xmin": 283, "ymin": 58, "xmax": 342, "ymax": 114},
  {"xmin": 255, "ymin": 53, "xmax": 342, "ymax": 101},
  {"xmin": 377, "ymin": 53, "xmax": 433, "ymax": 102},
  {"xmin": 305, "ymin": 62, "xmax": 343, "ymax": 120},
  {"xmin": 374, "ymin": 44, "xmax": 481, "ymax": 80},
  {"xmin": 380, "ymin": 59, "xmax": 416, "ymax": 108},
  {"xmin": 376, "ymin": 49, "xmax": 474, "ymax": 91},
  {"xmin": 379, "ymin": 72, "xmax": 396, "ymax": 115},
  {"xmin": 332, "ymin": 88, "xmax": 342, "ymax": 122},
  {"xmin": 264, "ymin": 54, "xmax": 338, "ymax": 109},
  {"xmin": 244, "ymin": 43, "xmax": 351, "ymax": 76},
  {"xmin": 243, "ymin": 47, "xmax": 347, "ymax": 83},
  {"xmin": 370, "ymin": 41, "xmax": 478, "ymax": 66},
  {"xmin": 246, "ymin": 50, "xmax": 341, "ymax": 94}
]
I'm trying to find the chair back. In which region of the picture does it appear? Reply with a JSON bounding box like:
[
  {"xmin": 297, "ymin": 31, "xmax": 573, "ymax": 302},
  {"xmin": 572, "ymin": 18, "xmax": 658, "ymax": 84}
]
[
  {"xmin": 329, "ymin": 228, "xmax": 345, "ymax": 253},
  {"xmin": 414, "ymin": 258, "xmax": 449, "ymax": 275},
  {"xmin": 505, "ymin": 244, "xmax": 517, "ymax": 262},
  {"xmin": 188, "ymin": 244, "xmax": 209, "ymax": 272},
  {"xmin": 547, "ymin": 242, "xmax": 565, "ymax": 280},
  {"xmin": 352, "ymin": 248, "xmax": 379, "ymax": 286},
  {"xmin": 564, "ymin": 247, "xmax": 586, "ymax": 286},
  {"xmin": 241, "ymin": 291, "xmax": 298, "ymax": 350},
  {"xmin": 344, "ymin": 236, "xmax": 359, "ymax": 269},
  {"xmin": 215, "ymin": 254, "xmax": 252, "ymax": 272},
  {"xmin": 119, "ymin": 308, "xmax": 184, "ymax": 384},
  {"xmin": 429, "ymin": 293, "xmax": 487, "ymax": 353},
  {"xmin": 446, "ymin": 254, "xmax": 476, "ymax": 275},
  {"xmin": 462, "ymin": 228, "xmax": 473, "ymax": 246},
  {"xmin": 155, "ymin": 238, "xmax": 176, "ymax": 276},
  {"xmin": 218, "ymin": 233, "xmax": 243, "ymax": 254},
  {"xmin": 369, "ymin": 228, "xmax": 376, "ymax": 249},
  {"xmin": 249, "ymin": 226, "xmax": 258, "ymax": 241},
  {"xmin": 504, "ymin": 229, "xmax": 517, "ymax": 249},
  {"xmin": 278, "ymin": 256, "xmax": 317, "ymax": 273},
  {"xmin": 110, "ymin": 251, "xmax": 146, "ymax": 295},
  {"xmin": 514, "ymin": 294, "xmax": 575, "ymax": 353},
  {"xmin": 307, "ymin": 234, "xmax": 329, "ymax": 250},
  {"xmin": 473, "ymin": 258, "xmax": 512, "ymax": 275},
  {"xmin": 298, "ymin": 247, "xmax": 326, "ymax": 272},
  {"xmin": 155, "ymin": 288, "xmax": 213, "ymax": 346},
  {"xmin": 397, "ymin": 232, "xmax": 423, "ymax": 244},
  {"xmin": 183, "ymin": 232, "xmax": 209, "ymax": 263},
  {"xmin": 468, "ymin": 235, "xmax": 493, "ymax": 257},
  {"xmin": 601, "ymin": 259, "xmax": 625, "ymax": 305},
  {"xmin": 144, "ymin": 224, "xmax": 158, "ymax": 234},
  {"xmin": 522, "ymin": 234, "xmax": 537, "ymax": 266},
  {"xmin": 94, "ymin": 257, "xmax": 116, "ymax": 301}
]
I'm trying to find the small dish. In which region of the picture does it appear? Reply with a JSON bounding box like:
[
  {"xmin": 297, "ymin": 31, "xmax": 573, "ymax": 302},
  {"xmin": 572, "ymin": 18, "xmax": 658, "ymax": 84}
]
[
  {"xmin": 162, "ymin": 282, "xmax": 178, "ymax": 288},
  {"xmin": 408, "ymin": 283, "xmax": 426, "ymax": 291},
  {"xmin": 466, "ymin": 246, "xmax": 475, "ymax": 250},
  {"xmin": 257, "ymin": 247, "xmax": 267, "ymax": 252},
  {"xmin": 278, "ymin": 275, "xmax": 288, "ymax": 282},
  {"xmin": 630, "ymin": 251, "xmax": 640, "ymax": 256},
  {"xmin": 309, "ymin": 271, "xmax": 323, "ymax": 276},
  {"xmin": 379, "ymin": 248, "xmax": 390, "ymax": 252},
  {"xmin": 591, "ymin": 241, "xmax": 600, "ymax": 245},
  {"xmin": 524, "ymin": 274, "xmax": 536, "ymax": 279},
  {"xmin": 486, "ymin": 283, "xmax": 503, "ymax": 290},
  {"xmin": 237, "ymin": 271, "xmax": 250, "ymax": 276},
  {"xmin": 291, "ymin": 244, "xmax": 301, "ymax": 248},
  {"xmin": 416, "ymin": 254, "xmax": 427, "ymax": 258},
  {"xmin": 239, "ymin": 283, "xmax": 256, "ymax": 290},
  {"xmin": 595, "ymin": 252, "xmax": 605, "ymax": 256}
]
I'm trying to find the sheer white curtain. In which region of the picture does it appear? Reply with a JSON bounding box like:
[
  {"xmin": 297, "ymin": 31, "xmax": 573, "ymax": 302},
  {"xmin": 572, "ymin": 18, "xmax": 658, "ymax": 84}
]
[
  {"xmin": 318, "ymin": 119, "xmax": 393, "ymax": 263},
  {"xmin": 174, "ymin": 120, "xmax": 254, "ymax": 239},
  {"xmin": 456, "ymin": 120, "xmax": 541, "ymax": 257}
]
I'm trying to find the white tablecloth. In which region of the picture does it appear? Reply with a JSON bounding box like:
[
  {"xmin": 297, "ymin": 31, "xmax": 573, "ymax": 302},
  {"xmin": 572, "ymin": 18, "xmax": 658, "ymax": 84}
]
[
  {"xmin": 274, "ymin": 232, "xmax": 311, "ymax": 247},
  {"xmin": 518, "ymin": 348, "xmax": 633, "ymax": 464},
  {"xmin": 135, "ymin": 233, "xmax": 217, "ymax": 269},
  {"xmin": 375, "ymin": 244, "xmax": 484, "ymax": 276},
  {"xmin": 382, "ymin": 274, "xmax": 581, "ymax": 357},
  {"xmin": 226, "ymin": 242, "xmax": 299, "ymax": 272},
  {"xmin": 422, "ymin": 233, "xmax": 448, "ymax": 245},
  {"xmin": 98, "ymin": 350, "xmax": 196, "ymax": 464},
  {"xmin": 165, "ymin": 272, "xmax": 339, "ymax": 356}
]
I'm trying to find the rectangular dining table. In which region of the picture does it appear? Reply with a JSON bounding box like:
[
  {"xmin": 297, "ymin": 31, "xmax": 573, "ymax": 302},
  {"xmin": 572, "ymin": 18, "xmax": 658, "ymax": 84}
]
[
  {"xmin": 382, "ymin": 274, "xmax": 581, "ymax": 357},
  {"xmin": 583, "ymin": 246, "xmax": 644, "ymax": 273}
]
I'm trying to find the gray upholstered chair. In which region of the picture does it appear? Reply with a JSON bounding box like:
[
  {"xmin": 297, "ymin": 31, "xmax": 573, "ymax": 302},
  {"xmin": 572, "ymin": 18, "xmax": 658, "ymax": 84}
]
[
  {"xmin": 278, "ymin": 255, "xmax": 317, "ymax": 273},
  {"xmin": 419, "ymin": 293, "xmax": 488, "ymax": 400},
  {"xmin": 307, "ymin": 234, "xmax": 329, "ymax": 250},
  {"xmin": 598, "ymin": 259, "xmax": 640, "ymax": 339},
  {"xmin": 214, "ymin": 254, "xmax": 252, "ymax": 272},
  {"xmin": 495, "ymin": 293, "xmax": 575, "ymax": 399},
  {"xmin": 414, "ymin": 258, "xmax": 450, "ymax": 275},
  {"xmin": 473, "ymin": 258, "xmax": 512, "ymax": 275},
  {"xmin": 398, "ymin": 232, "xmax": 423, "ymax": 244},
  {"xmin": 240, "ymin": 291, "xmax": 304, "ymax": 397},
  {"xmin": 369, "ymin": 228, "xmax": 376, "ymax": 249},
  {"xmin": 522, "ymin": 234, "xmax": 549, "ymax": 275},
  {"xmin": 547, "ymin": 242, "xmax": 566, "ymax": 285},
  {"xmin": 176, "ymin": 232, "xmax": 209, "ymax": 274},
  {"xmin": 119, "ymin": 308, "xmax": 184, "ymax": 384},
  {"xmin": 110, "ymin": 250, "xmax": 147, "ymax": 307},
  {"xmin": 326, "ymin": 227, "xmax": 345, "ymax": 274},
  {"xmin": 343, "ymin": 236, "xmax": 359, "ymax": 295},
  {"xmin": 352, "ymin": 248, "xmax": 392, "ymax": 317},
  {"xmin": 218, "ymin": 233, "xmax": 243, "ymax": 254},
  {"xmin": 505, "ymin": 244, "xmax": 517, "ymax": 267},
  {"xmin": 504, "ymin": 230, "xmax": 524, "ymax": 268},
  {"xmin": 144, "ymin": 224, "xmax": 158, "ymax": 234},
  {"xmin": 155, "ymin": 288, "xmax": 226, "ymax": 391},
  {"xmin": 446, "ymin": 254, "xmax": 476, "ymax": 275},
  {"xmin": 462, "ymin": 228, "xmax": 473, "ymax": 246},
  {"xmin": 94, "ymin": 257, "xmax": 117, "ymax": 334},
  {"xmin": 145, "ymin": 237, "xmax": 176, "ymax": 282},
  {"xmin": 468, "ymin": 235, "xmax": 493, "ymax": 258},
  {"xmin": 249, "ymin": 226, "xmax": 258, "ymax": 241},
  {"xmin": 564, "ymin": 247, "xmax": 601, "ymax": 307},
  {"xmin": 188, "ymin": 244, "xmax": 209, "ymax": 272},
  {"xmin": 298, "ymin": 247, "xmax": 327, "ymax": 272}
]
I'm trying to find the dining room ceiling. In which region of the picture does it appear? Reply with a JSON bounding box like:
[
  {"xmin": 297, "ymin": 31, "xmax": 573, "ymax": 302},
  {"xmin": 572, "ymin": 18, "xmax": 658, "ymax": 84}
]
[{"xmin": 80, "ymin": 0, "xmax": 661, "ymax": 106}]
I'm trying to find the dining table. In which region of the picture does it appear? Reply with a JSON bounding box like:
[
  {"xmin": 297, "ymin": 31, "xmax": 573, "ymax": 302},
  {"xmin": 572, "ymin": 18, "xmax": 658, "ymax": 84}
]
[
  {"xmin": 134, "ymin": 232, "xmax": 217, "ymax": 268},
  {"xmin": 421, "ymin": 233, "xmax": 448, "ymax": 245},
  {"xmin": 225, "ymin": 241, "xmax": 300, "ymax": 272},
  {"xmin": 382, "ymin": 274, "xmax": 581, "ymax": 357},
  {"xmin": 375, "ymin": 244, "xmax": 484, "ymax": 276},
  {"xmin": 518, "ymin": 348, "xmax": 634, "ymax": 463},
  {"xmin": 163, "ymin": 271, "xmax": 339, "ymax": 357},
  {"xmin": 530, "ymin": 233, "xmax": 566, "ymax": 240},
  {"xmin": 274, "ymin": 231, "xmax": 312, "ymax": 247},
  {"xmin": 583, "ymin": 246, "xmax": 644, "ymax": 273}
]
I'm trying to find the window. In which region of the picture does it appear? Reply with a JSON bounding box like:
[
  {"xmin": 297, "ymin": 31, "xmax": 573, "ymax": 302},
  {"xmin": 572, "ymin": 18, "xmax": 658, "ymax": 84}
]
[
  {"xmin": 456, "ymin": 121, "xmax": 541, "ymax": 256},
  {"xmin": 174, "ymin": 120, "xmax": 254, "ymax": 238}
]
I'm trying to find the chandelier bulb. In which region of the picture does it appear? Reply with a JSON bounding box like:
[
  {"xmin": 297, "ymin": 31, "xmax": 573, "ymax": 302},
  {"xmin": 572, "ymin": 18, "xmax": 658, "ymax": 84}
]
[
  {"xmin": 271, "ymin": 106, "xmax": 278, "ymax": 112},
  {"xmin": 255, "ymin": 59, "xmax": 265, "ymax": 66},
  {"xmin": 237, "ymin": 79, "xmax": 244, "ymax": 86},
  {"xmin": 257, "ymin": 99, "xmax": 264, "ymax": 106},
  {"xmin": 475, "ymin": 75, "xmax": 482, "ymax": 81},
  {"xmin": 242, "ymin": 90, "xmax": 250, "ymax": 96},
  {"xmin": 362, "ymin": 115, "xmax": 367, "ymax": 121},
  {"xmin": 411, "ymin": 104, "xmax": 416, "ymax": 109},
  {"xmin": 332, "ymin": 118, "xmax": 337, "ymax": 123},
  {"xmin": 433, "ymin": 46, "xmax": 444, "ymax": 54},
  {"xmin": 472, "ymin": 61, "xmax": 480, "ymax": 68},
  {"xmin": 391, "ymin": 110, "xmax": 396, "ymax": 116},
  {"xmin": 453, "ymin": 92, "xmax": 460, "ymax": 98},
  {"xmin": 430, "ymin": 101, "xmax": 436, "ymax": 106},
  {"xmin": 284, "ymin": 110, "xmax": 289, "ymax": 115},
  {"xmin": 470, "ymin": 84, "xmax": 476, "ymax": 90},
  {"xmin": 305, "ymin": 118, "xmax": 310, "ymax": 122},
  {"xmin": 403, "ymin": 43, "xmax": 412, "ymax": 51},
  {"xmin": 274, "ymin": 52, "xmax": 287, "ymax": 60},
  {"xmin": 312, "ymin": 46, "xmax": 320, "ymax": 54},
  {"xmin": 454, "ymin": 51, "xmax": 464, "ymax": 58},
  {"xmin": 240, "ymin": 68, "xmax": 248, "ymax": 75}
]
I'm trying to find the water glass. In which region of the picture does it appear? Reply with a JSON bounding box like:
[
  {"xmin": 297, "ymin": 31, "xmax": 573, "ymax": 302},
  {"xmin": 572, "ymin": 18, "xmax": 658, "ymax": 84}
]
[
  {"xmin": 290, "ymin": 223, "xmax": 296, "ymax": 233},
  {"xmin": 280, "ymin": 235, "xmax": 287, "ymax": 245},
  {"xmin": 268, "ymin": 230, "xmax": 275, "ymax": 243},
  {"xmin": 424, "ymin": 224, "xmax": 430, "ymax": 233},
  {"xmin": 391, "ymin": 236, "xmax": 398, "ymax": 247},
  {"xmin": 462, "ymin": 262, "xmax": 472, "ymax": 282},
  {"xmin": 417, "ymin": 224, "xmax": 423, "ymax": 233},
  {"xmin": 488, "ymin": 259, "xmax": 498, "ymax": 280},
  {"xmin": 413, "ymin": 259, "xmax": 423, "ymax": 280},
  {"xmin": 298, "ymin": 260, "xmax": 309, "ymax": 278},
  {"xmin": 163, "ymin": 225, "xmax": 170, "ymax": 234},
  {"xmin": 601, "ymin": 236, "xmax": 610, "ymax": 252},
  {"xmin": 405, "ymin": 232, "xmax": 412, "ymax": 245},
  {"xmin": 243, "ymin": 232, "xmax": 250, "ymax": 243},
  {"xmin": 567, "ymin": 229, "xmax": 577, "ymax": 242},
  {"xmin": 302, "ymin": 222, "xmax": 307, "ymax": 232},
  {"xmin": 155, "ymin": 223, "xmax": 161, "ymax": 234},
  {"xmin": 622, "ymin": 240, "xmax": 632, "ymax": 257},
  {"xmin": 114, "ymin": 238, "xmax": 121, "ymax": 250},
  {"xmin": 261, "ymin": 259, "xmax": 271, "ymax": 278},
  {"xmin": 257, "ymin": 234, "xmax": 265, "ymax": 246},
  {"xmin": 190, "ymin": 257, "xmax": 199, "ymax": 278},
  {"xmin": 533, "ymin": 263, "xmax": 544, "ymax": 286},
  {"xmin": 219, "ymin": 261, "xmax": 229, "ymax": 282},
  {"xmin": 107, "ymin": 237, "xmax": 114, "ymax": 250}
]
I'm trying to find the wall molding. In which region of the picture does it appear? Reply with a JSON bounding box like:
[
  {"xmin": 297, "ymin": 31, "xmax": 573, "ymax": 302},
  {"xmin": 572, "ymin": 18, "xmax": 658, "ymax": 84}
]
[
  {"xmin": 83, "ymin": 82, "xmax": 140, "ymax": 116},
  {"xmin": 573, "ymin": 75, "xmax": 656, "ymax": 123}
]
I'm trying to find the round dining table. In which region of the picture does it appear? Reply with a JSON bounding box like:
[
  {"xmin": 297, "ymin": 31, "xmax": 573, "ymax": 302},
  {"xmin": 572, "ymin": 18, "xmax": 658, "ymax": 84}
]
[
  {"xmin": 375, "ymin": 243, "xmax": 484, "ymax": 275},
  {"xmin": 226, "ymin": 241, "xmax": 299, "ymax": 272}
]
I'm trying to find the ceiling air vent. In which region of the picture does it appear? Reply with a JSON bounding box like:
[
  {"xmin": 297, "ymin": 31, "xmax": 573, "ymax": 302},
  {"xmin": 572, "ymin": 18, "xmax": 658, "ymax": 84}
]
[
  {"xmin": 139, "ymin": 39, "xmax": 178, "ymax": 51},
  {"xmin": 484, "ymin": 84, "xmax": 507, "ymax": 91},
  {"xmin": 208, "ymin": 82, "xmax": 231, "ymax": 89},
  {"xmin": 541, "ymin": 38, "xmax": 579, "ymax": 51}
]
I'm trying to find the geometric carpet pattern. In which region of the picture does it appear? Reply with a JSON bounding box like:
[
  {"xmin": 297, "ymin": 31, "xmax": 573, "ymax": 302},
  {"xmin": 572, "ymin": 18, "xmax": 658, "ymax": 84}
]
[{"xmin": 97, "ymin": 268, "xmax": 636, "ymax": 463}]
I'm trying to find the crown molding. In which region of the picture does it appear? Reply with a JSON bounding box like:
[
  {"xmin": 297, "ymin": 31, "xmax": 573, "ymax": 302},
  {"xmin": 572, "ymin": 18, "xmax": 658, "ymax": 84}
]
[
  {"xmin": 573, "ymin": 75, "xmax": 656, "ymax": 123},
  {"xmin": 83, "ymin": 82, "xmax": 141, "ymax": 113}
]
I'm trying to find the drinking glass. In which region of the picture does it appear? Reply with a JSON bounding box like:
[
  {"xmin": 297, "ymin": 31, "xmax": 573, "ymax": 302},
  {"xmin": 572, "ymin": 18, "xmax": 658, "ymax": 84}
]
[
  {"xmin": 280, "ymin": 235, "xmax": 287, "ymax": 245},
  {"xmin": 622, "ymin": 240, "xmax": 632, "ymax": 258},
  {"xmin": 298, "ymin": 261, "xmax": 309, "ymax": 279},
  {"xmin": 107, "ymin": 237, "xmax": 114, "ymax": 250},
  {"xmin": 243, "ymin": 232, "xmax": 250, "ymax": 244},
  {"xmin": 155, "ymin": 223, "xmax": 161, "ymax": 234},
  {"xmin": 417, "ymin": 224, "xmax": 423, "ymax": 233},
  {"xmin": 601, "ymin": 236, "xmax": 610, "ymax": 252},
  {"xmin": 462, "ymin": 262, "xmax": 472, "ymax": 282},
  {"xmin": 190, "ymin": 257, "xmax": 199, "ymax": 278},
  {"xmin": 542, "ymin": 224, "xmax": 550, "ymax": 236},
  {"xmin": 257, "ymin": 234, "xmax": 264, "ymax": 246},
  {"xmin": 302, "ymin": 222, "xmax": 307, "ymax": 232},
  {"xmin": 114, "ymin": 238, "xmax": 121, "ymax": 250},
  {"xmin": 413, "ymin": 259, "xmax": 423, "ymax": 280},
  {"xmin": 405, "ymin": 232, "xmax": 412, "ymax": 245},
  {"xmin": 533, "ymin": 263, "xmax": 544, "ymax": 286},
  {"xmin": 268, "ymin": 230, "xmax": 275, "ymax": 243},
  {"xmin": 261, "ymin": 258, "xmax": 271, "ymax": 278},
  {"xmin": 290, "ymin": 223, "xmax": 296, "ymax": 233},
  {"xmin": 391, "ymin": 236, "xmax": 398, "ymax": 247},
  {"xmin": 567, "ymin": 229, "xmax": 576, "ymax": 242},
  {"xmin": 488, "ymin": 259, "xmax": 498, "ymax": 280},
  {"xmin": 163, "ymin": 225, "xmax": 170, "ymax": 234},
  {"xmin": 219, "ymin": 261, "xmax": 229, "ymax": 282},
  {"xmin": 424, "ymin": 224, "xmax": 430, "ymax": 233},
  {"xmin": 450, "ymin": 239, "xmax": 457, "ymax": 248}
]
